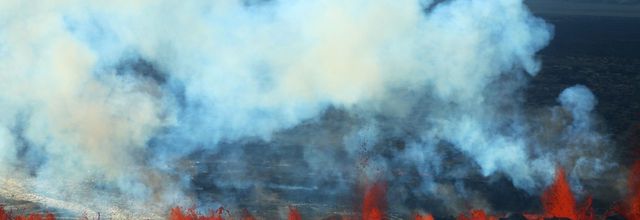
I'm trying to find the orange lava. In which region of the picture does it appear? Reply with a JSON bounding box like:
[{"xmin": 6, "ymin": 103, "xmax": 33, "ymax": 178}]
[
  {"xmin": 414, "ymin": 213, "xmax": 434, "ymax": 220},
  {"xmin": 169, "ymin": 206, "xmax": 227, "ymax": 220},
  {"xmin": 240, "ymin": 209, "xmax": 256, "ymax": 220},
  {"xmin": 457, "ymin": 212, "xmax": 469, "ymax": 220},
  {"xmin": 541, "ymin": 168, "xmax": 577, "ymax": 219},
  {"xmin": 288, "ymin": 207, "xmax": 302, "ymax": 220},
  {"xmin": 362, "ymin": 182, "xmax": 386, "ymax": 220},
  {"xmin": 0, "ymin": 207, "xmax": 7, "ymax": 220},
  {"xmin": 577, "ymin": 196, "xmax": 594, "ymax": 220},
  {"xmin": 0, "ymin": 207, "xmax": 55, "ymax": 220},
  {"xmin": 470, "ymin": 209, "xmax": 487, "ymax": 220},
  {"xmin": 12, "ymin": 162, "xmax": 640, "ymax": 220},
  {"xmin": 620, "ymin": 160, "xmax": 640, "ymax": 220}
]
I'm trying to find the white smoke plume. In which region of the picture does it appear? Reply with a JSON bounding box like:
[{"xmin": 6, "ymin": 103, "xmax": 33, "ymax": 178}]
[{"xmin": 0, "ymin": 0, "xmax": 616, "ymax": 218}]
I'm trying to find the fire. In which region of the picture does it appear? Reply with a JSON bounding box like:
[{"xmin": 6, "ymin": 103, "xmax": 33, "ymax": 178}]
[
  {"xmin": 577, "ymin": 196, "xmax": 594, "ymax": 220},
  {"xmin": 620, "ymin": 160, "xmax": 640, "ymax": 220},
  {"xmin": 169, "ymin": 206, "xmax": 227, "ymax": 220},
  {"xmin": 240, "ymin": 209, "xmax": 256, "ymax": 220},
  {"xmin": 0, "ymin": 206, "xmax": 55, "ymax": 220},
  {"xmin": 470, "ymin": 210, "xmax": 488, "ymax": 220},
  {"xmin": 288, "ymin": 207, "xmax": 302, "ymax": 220},
  {"xmin": 541, "ymin": 168, "xmax": 577, "ymax": 219},
  {"xmin": 537, "ymin": 167, "xmax": 595, "ymax": 220},
  {"xmin": 414, "ymin": 213, "xmax": 434, "ymax": 220},
  {"xmin": 8, "ymin": 162, "xmax": 640, "ymax": 219},
  {"xmin": 362, "ymin": 182, "xmax": 386, "ymax": 220}
]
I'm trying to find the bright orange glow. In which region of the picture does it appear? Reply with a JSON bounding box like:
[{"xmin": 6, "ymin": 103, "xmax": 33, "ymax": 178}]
[
  {"xmin": 577, "ymin": 195, "xmax": 594, "ymax": 220},
  {"xmin": 288, "ymin": 207, "xmax": 302, "ymax": 220},
  {"xmin": 0, "ymin": 207, "xmax": 55, "ymax": 220},
  {"xmin": 10, "ymin": 163, "xmax": 640, "ymax": 220},
  {"xmin": 470, "ymin": 209, "xmax": 487, "ymax": 220},
  {"xmin": 362, "ymin": 182, "xmax": 386, "ymax": 220},
  {"xmin": 622, "ymin": 161, "xmax": 640, "ymax": 220},
  {"xmin": 240, "ymin": 209, "xmax": 256, "ymax": 220},
  {"xmin": 541, "ymin": 168, "xmax": 577, "ymax": 219},
  {"xmin": 414, "ymin": 213, "xmax": 434, "ymax": 220},
  {"xmin": 169, "ymin": 206, "xmax": 227, "ymax": 220}
]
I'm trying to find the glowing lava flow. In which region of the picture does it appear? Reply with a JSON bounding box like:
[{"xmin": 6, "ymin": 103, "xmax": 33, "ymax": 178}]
[
  {"xmin": 169, "ymin": 206, "xmax": 227, "ymax": 220},
  {"xmin": 541, "ymin": 168, "xmax": 578, "ymax": 219},
  {"xmin": 0, "ymin": 206, "xmax": 55, "ymax": 220},
  {"xmin": 362, "ymin": 182, "xmax": 386, "ymax": 220},
  {"xmin": 160, "ymin": 164, "xmax": 638, "ymax": 220},
  {"xmin": 288, "ymin": 207, "xmax": 302, "ymax": 220},
  {"xmin": 578, "ymin": 196, "xmax": 594, "ymax": 220},
  {"xmin": 621, "ymin": 161, "xmax": 640, "ymax": 220},
  {"xmin": 538, "ymin": 167, "xmax": 596, "ymax": 220},
  {"xmin": 8, "ymin": 163, "xmax": 640, "ymax": 219},
  {"xmin": 414, "ymin": 213, "xmax": 434, "ymax": 220}
]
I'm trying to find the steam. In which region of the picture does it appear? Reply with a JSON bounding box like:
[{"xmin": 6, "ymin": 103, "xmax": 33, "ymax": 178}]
[
  {"xmin": 559, "ymin": 85, "xmax": 597, "ymax": 133},
  {"xmin": 0, "ymin": 0, "xmax": 616, "ymax": 217}
]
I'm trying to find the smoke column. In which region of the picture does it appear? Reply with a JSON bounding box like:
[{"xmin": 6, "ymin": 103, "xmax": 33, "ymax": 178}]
[{"xmin": 0, "ymin": 0, "xmax": 618, "ymax": 218}]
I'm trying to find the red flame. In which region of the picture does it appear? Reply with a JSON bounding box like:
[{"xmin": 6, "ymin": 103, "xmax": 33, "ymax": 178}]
[
  {"xmin": 541, "ymin": 168, "xmax": 577, "ymax": 219},
  {"xmin": 577, "ymin": 196, "xmax": 594, "ymax": 220},
  {"xmin": 0, "ymin": 206, "xmax": 55, "ymax": 220},
  {"xmin": 170, "ymin": 207, "xmax": 196, "ymax": 220},
  {"xmin": 240, "ymin": 209, "xmax": 256, "ymax": 220},
  {"xmin": 537, "ymin": 167, "xmax": 595, "ymax": 220},
  {"xmin": 362, "ymin": 182, "xmax": 386, "ymax": 220},
  {"xmin": 169, "ymin": 206, "xmax": 228, "ymax": 220},
  {"xmin": 456, "ymin": 212, "xmax": 469, "ymax": 220},
  {"xmin": 472, "ymin": 209, "xmax": 487, "ymax": 220},
  {"xmin": 619, "ymin": 160, "xmax": 640, "ymax": 220},
  {"xmin": 162, "ymin": 163, "xmax": 640, "ymax": 219},
  {"xmin": 0, "ymin": 207, "xmax": 8, "ymax": 220},
  {"xmin": 12, "ymin": 162, "xmax": 640, "ymax": 220},
  {"xmin": 288, "ymin": 206, "xmax": 302, "ymax": 220},
  {"xmin": 414, "ymin": 213, "xmax": 434, "ymax": 220}
]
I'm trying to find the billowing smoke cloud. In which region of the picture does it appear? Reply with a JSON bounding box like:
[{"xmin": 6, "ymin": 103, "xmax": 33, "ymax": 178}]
[{"xmin": 0, "ymin": 0, "xmax": 617, "ymax": 218}]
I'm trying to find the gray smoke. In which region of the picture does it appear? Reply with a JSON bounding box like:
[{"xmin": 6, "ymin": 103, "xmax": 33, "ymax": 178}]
[{"xmin": 0, "ymin": 0, "xmax": 617, "ymax": 218}]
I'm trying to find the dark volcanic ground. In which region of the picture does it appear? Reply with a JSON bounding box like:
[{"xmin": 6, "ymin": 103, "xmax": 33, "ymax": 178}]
[
  {"xmin": 525, "ymin": 15, "xmax": 640, "ymax": 165},
  {"xmin": 521, "ymin": 14, "xmax": 640, "ymax": 217}
]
